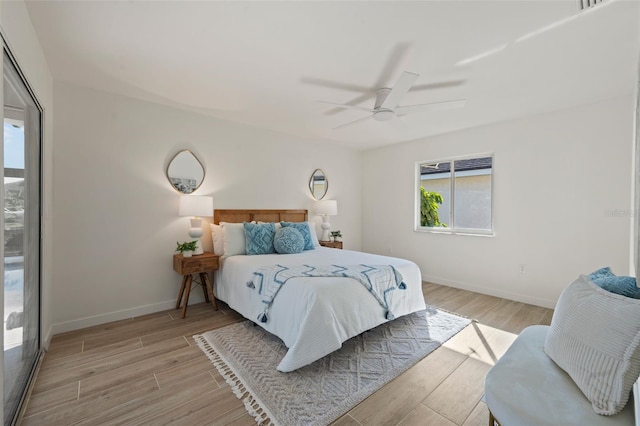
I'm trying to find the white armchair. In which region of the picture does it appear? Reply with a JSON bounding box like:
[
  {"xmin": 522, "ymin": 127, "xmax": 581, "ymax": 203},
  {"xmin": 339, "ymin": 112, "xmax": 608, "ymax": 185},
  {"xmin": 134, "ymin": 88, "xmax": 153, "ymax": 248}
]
[
  {"xmin": 485, "ymin": 274, "xmax": 640, "ymax": 426},
  {"xmin": 484, "ymin": 325, "xmax": 636, "ymax": 426}
]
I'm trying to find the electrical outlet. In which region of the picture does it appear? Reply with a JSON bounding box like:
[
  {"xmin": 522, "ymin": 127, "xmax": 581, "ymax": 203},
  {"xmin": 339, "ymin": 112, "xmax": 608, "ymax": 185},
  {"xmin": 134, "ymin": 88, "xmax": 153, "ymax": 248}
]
[
  {"xmin": 518, "ymin": 264, "xmax": 526, "ymax": 274},
  {"xmin": 388, "ymin": 246, "xmax": 393, "ymax": 254}
]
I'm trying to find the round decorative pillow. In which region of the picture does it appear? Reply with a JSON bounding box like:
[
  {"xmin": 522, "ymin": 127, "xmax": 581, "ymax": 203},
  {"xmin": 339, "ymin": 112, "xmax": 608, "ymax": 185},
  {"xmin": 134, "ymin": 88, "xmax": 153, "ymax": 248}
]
[{"xmin": 274, "ymin": 227, "xmax": 305, "ymax": 254}]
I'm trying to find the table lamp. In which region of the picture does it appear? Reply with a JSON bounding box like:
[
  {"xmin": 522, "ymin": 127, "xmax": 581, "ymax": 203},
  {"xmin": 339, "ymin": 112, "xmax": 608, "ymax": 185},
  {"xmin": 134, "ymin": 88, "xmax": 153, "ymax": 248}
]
[
  {"xmin": 178, "ymin": 195, "xmax": 213, "ymax": 255},
  {"xmin": 315, "ymin": 199, "xmax": 338, "ymax": 241}
]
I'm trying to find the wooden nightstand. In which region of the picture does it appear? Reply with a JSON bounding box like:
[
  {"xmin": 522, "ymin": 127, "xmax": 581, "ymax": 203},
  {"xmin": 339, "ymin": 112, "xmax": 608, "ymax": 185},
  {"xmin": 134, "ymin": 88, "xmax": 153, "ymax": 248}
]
[
  {"xmin": 319, "ymin": 241, "xmax": 343, "ymax": 249},
  {"xmin": 173, "ymin": 251, "xmax": 219, "ymax": 318}
]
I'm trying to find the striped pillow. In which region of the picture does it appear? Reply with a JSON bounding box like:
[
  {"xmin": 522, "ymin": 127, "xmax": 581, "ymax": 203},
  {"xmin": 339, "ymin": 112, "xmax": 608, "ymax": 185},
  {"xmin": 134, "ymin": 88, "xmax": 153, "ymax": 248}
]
[{"xmin": 543, "ymin": 275, "xmax": 640, "ymax": 415}]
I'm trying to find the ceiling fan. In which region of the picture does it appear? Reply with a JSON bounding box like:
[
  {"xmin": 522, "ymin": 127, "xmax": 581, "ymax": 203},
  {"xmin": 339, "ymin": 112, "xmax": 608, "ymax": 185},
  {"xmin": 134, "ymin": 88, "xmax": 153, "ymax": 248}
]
[{"xmin": 317, "ymin": 71, "xmax": 466, "ymax": 130}]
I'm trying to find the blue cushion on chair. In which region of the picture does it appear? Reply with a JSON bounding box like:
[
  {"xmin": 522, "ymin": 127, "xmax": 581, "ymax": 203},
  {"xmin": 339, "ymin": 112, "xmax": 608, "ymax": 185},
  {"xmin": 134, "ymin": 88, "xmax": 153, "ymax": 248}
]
[
  {"xmin": 588, "ymin": 267, "xmax": 640, "ymax": 299},
  {"xmin": 588, "ymin": 267, "xmax": 615, "ymax": 280},
  {"xmin": 243, "ymin": 222, "xmax": 276, "ymax": 255},
  {"xmin": 274, "ymin": 227, "xmax": 305, "ymax": 254},
  {"xmin": 280, "ymin": 222, "xmax": 314, "ymax": 250},
  {"xmin": 590, "ymin": 276, "xmax": 640, "ymax": 299}
]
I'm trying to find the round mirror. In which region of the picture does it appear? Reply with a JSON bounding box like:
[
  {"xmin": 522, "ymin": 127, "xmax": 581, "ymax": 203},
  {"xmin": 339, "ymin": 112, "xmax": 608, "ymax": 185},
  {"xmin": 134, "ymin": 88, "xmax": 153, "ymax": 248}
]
[
  {"xmin": 167, "ymin": 150, "xmax": 205, "ymax": 194},
  {"xmin": 309, "ymin": 169, "xmax": 328, "ymax": 200}
]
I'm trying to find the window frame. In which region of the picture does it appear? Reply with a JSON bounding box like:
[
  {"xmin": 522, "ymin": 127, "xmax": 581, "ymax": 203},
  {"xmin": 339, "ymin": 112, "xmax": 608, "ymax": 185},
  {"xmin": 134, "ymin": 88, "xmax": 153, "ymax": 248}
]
[
  {"xmin": 4, "ymin": 106, "xmax": 25, "ymax": 179},
  {"xmin": 414, "ymin": 153, "xmax": 495, "ymax": 236}
]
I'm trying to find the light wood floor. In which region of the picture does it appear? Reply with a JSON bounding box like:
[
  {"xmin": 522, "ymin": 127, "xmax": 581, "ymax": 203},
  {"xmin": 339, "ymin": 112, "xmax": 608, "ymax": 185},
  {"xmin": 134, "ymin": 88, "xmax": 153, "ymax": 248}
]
[{"xmin": 20, "ymin": 283, "xmax": 553, "ymax": 425}]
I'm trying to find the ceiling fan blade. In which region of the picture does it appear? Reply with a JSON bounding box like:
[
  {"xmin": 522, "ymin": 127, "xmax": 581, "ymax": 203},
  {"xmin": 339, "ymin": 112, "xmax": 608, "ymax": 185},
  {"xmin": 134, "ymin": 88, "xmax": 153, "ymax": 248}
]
[
  {"xmin": 318, "ymin": 93, "xmax": 377, "ymax": 116},
  {"xmin": 380, "ymin": 71, "xmax": 419, "ymax": 110},
  {"xmin": 301, "ymin": 77, "xmax": 370, "ymax": 93},
  {"xmin": 316, "ymin": 100, "xmax": 374, "ymax": 113},
  {"xmin": 333, "ymin": 114, "xmax": 374, "ymax": 130},
  {"xmin": 396, "ymin": 99, "xmax": 466, "ymax": 116},
  {"xmin": 374, "ymin": 42, "xmax": 413, "ymax": 88},
  {"xmin": 410, "ymin": 79, "xmax": 466, "ymax": 92}
]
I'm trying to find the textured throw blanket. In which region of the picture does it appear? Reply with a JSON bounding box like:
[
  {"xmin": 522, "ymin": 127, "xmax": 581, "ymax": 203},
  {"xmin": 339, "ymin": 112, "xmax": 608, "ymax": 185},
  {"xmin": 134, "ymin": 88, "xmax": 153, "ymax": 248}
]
[{"xmin": 247, "ymin": 264, "xmax": 407, "ymax": 323}]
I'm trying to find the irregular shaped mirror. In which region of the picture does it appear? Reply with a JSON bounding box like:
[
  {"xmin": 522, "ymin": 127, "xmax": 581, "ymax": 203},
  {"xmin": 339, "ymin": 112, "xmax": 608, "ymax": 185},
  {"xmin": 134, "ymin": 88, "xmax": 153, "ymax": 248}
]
[
  {"xmin": 309, "ymin": 169, "xmax": 328, "ymax": 200},
  {"xmin": 167, "ymin": 150, "xmax": 205, "ymax": 194}
]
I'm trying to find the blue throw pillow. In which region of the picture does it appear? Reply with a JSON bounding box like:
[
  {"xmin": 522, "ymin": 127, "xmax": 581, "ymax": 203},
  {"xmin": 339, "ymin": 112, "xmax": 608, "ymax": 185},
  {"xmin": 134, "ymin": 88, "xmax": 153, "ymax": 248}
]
[
  {"xmin": 588, "ymin": 267, "xmax": 640, "ymax": 299},
  {"xmin": 243, "ymin": 222, "xmax": 276, "ymax": 255},
  {"xmin": 273, "ymin": 227, "xmax": 305, "ymax": 254},
  {"xmin": 280, "ymin": 222, "xmax": 314, "ymax": 250},
  {"xmin": 588, "ymin": 267, "xmax": 615, "ymax": 281}
]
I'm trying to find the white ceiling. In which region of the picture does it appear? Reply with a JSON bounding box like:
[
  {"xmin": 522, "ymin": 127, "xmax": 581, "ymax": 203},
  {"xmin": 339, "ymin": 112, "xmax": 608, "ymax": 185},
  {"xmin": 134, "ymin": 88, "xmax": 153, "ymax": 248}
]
[{"xmin": 25, "ymin": 0, "xmax": 640, "ymax": 150}]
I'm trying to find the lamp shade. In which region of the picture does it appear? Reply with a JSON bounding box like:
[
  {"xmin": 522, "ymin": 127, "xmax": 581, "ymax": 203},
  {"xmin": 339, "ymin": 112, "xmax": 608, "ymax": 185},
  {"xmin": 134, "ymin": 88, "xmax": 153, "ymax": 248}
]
[
  {"xmin": 315, "ymin": 199, "xmax": 338, "ymax": 216},
  {"xmin": 179, "ymin": 195, "xmax": 213, "ymax": 217}
]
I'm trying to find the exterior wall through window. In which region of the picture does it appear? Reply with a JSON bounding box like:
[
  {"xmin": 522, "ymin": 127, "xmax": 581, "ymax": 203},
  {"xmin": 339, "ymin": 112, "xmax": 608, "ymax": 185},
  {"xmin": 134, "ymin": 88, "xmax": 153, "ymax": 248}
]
[{"xmin": 417, "ymin": 156, "xmax": 493, "ymax": 234}]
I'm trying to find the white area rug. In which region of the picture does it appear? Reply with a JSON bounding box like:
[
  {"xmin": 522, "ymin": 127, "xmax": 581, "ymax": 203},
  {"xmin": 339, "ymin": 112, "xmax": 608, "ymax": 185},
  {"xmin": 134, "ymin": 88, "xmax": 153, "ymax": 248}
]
[{"xmin": 194, "ymin": 307, "xmax": 470, "ymax": 425}]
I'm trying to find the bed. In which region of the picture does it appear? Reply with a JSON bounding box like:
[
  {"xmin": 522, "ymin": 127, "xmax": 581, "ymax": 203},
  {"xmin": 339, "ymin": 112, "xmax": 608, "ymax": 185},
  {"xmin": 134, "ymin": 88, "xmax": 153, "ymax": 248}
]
[{"xmin": 212, "ymin": 209, "xmax": 426, "ymax": 372}]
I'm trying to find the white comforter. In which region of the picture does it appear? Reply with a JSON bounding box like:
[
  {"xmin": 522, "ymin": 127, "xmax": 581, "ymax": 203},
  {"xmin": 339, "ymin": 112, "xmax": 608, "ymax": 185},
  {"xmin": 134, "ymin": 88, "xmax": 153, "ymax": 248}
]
[{"xmin": 214, "ymin": 247, "xmax": 426, "ymax": 372}]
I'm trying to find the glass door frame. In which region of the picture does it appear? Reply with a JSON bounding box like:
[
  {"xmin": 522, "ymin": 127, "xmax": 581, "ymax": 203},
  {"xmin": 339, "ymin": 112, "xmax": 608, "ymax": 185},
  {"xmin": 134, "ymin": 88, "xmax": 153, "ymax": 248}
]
[{"xmin": 1, "ymin": 36, "xmax": 44, "ymax": 426}]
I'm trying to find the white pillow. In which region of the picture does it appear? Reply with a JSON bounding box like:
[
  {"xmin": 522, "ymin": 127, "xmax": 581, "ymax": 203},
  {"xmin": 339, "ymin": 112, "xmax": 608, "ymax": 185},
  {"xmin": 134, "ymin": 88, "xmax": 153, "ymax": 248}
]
[
  {"xmin": 220, "ymin": 222, "xmax": 247, "ymax": 256},
  {"xmin": 210, "ymin": 224, "xmax": 224, "ymax": 256},
  {"xmin": 257, "ymin": 221, "xmax": 282, "ymax": 231},
  {"xmin": 307, "ymin": 221, "xmax": 320, "ymax": 248},
  {"xmin": 543, "ymin": 275, "xmax": 640, "ymax": 415}
]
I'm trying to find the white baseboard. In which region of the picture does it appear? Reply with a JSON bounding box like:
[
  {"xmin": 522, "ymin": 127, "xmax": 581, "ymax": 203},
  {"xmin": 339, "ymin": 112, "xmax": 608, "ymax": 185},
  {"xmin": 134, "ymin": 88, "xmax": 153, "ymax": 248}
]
[
  {"xmin": 50, "ymin": 299, "xmax": 177, "ymax": 335},
  {"xmin": 422, "ymin": 274, "xmax": 557, "ymax": 309}
]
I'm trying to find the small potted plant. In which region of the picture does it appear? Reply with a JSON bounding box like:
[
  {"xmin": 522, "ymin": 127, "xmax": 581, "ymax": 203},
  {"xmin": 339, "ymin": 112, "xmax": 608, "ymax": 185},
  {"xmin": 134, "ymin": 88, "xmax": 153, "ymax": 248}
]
[
  {"xmin": 330, "ymin": 230, "xmax": 342, "ymax": 242},
  {"xmin": 175, "ymin": 240, "xmax": 198, "ymax": 257}
]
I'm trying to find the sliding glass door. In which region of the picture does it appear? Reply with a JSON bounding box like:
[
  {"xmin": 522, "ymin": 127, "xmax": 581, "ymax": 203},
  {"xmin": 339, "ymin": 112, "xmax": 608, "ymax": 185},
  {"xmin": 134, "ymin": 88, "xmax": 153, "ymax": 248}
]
[{"xmin": 2, "ymin": 49, "xmax": 42, "ymax": 425}]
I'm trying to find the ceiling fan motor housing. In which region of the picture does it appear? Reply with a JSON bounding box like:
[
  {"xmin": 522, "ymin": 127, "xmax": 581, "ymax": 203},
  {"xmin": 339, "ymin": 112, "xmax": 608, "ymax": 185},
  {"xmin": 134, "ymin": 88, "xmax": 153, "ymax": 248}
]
[{"xmin": 373, "ymin": 110, "xmax": 395, "ymax": 121}]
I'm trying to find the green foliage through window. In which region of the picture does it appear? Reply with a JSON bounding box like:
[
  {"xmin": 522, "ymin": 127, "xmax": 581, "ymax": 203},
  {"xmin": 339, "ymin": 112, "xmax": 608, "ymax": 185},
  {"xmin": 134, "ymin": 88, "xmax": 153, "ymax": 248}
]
[{"xmin": 420, "ymin": 187, "xmax": 447, "ymax": 227}]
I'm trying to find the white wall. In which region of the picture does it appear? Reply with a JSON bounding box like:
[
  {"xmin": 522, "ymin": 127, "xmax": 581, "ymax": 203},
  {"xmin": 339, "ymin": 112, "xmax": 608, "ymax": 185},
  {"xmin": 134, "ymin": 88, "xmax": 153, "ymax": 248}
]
[
  {"xmin": 1, "ymin": 0, "xmax": 54, "ymax": 345},
  {"xmin": 362, "ymin": 96, "xmax": 635, "ymax": 308},
  {"xmin": 51, "ymin": 81, "xmax": 361, "ymax": 333}
]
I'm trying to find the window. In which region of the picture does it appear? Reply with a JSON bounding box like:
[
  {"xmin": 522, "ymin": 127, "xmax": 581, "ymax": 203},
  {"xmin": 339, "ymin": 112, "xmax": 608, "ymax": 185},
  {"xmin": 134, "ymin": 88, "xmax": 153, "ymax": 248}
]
[{"xmin": 416, "ymin": 155, "xmax": 493, "ymax": 234}]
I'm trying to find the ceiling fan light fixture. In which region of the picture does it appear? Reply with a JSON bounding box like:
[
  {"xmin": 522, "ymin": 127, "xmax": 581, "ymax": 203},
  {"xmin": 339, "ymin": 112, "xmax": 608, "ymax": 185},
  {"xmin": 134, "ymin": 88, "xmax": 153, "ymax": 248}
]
[{"xmin": 373, "ymin": 110, "xmax": 394, "ymax": 122}]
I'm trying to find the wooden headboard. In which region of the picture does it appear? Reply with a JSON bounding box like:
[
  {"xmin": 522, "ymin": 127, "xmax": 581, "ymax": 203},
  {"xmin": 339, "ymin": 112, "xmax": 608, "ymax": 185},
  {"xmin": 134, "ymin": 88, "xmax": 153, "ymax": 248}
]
[{"xmin": 213, "ymin": 209, "xmax": 308, "ymax": 225}]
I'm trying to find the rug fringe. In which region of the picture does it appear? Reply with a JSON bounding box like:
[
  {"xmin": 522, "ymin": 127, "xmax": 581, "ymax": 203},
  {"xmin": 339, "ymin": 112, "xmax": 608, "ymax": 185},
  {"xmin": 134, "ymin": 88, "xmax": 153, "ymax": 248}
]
[
  {"xmin": 428, "ymin": 304, "xmax": 477, "ymax": 322},
  {"xmin": 194, "ymin": 334, "xmax": 276, "ymax": 425}
]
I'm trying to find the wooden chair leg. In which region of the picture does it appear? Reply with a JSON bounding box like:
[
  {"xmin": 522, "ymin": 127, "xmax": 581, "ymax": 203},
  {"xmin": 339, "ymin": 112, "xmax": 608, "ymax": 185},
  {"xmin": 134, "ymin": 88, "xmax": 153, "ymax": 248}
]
[
  {"xmin": 489, "ymin": 410, "xmax": 500, "ymax": 426},
  {"xmin": 181, "ymin": 275, "xmax": 193, "ymax": 319},
  {"xmin": 176, "ymin": 275, "xmax": 188, "ymax": 309}
]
